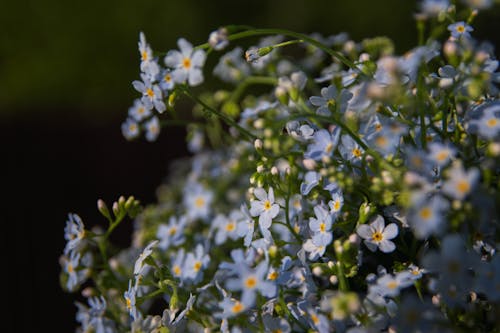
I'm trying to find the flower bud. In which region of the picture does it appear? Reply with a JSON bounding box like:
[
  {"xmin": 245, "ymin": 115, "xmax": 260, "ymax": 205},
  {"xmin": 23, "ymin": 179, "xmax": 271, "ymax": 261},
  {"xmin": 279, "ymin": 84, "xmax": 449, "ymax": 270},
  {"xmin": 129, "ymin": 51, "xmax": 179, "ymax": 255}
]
[
  {"xmin": 254, "ymin": 139, "xmax": 263, "ymax": 150},
  {"xmin": 271, "ymin": 166, "xmax": 279, "ymax": 175},
  {"xmin": 312, "ymin": 266, "xmax": 323, "ymax": 276},
  {"xmin": 97, "ymin": 199, "xmax": 111, "ymax": 220}
]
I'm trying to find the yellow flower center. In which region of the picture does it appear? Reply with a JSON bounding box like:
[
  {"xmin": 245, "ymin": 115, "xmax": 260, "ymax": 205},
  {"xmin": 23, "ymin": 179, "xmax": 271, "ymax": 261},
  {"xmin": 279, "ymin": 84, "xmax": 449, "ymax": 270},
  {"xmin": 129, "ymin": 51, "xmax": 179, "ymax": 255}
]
[
  {"xmin": 419, "ymin": 206, "xmax": 432, "ymax": 220},
  {"xmin": 375, "ymin": 123, "xmax": 383, "ymax": 132},
  {"xmin": 310, "ymin": 313, "xmax": 320, "ymax": 325},
  {"xmin": 194, "ymin": 196, "xmax": 205, "ymax": 208},
  {"xmin": 141, "ymin": 50, "xmax": 148, "ymax": 61},
  {"xmin": 126, "ymin": 297, "xmax": 132, "ymax": 310},
  {"xmin": 332, "ymin": 200, "xmax": 341, "ymax": 211},
  {"xmin": 146, "ymin": 88, "xmax": 155, "ymax": 98},
  {"xmin": 319, "ymin": 222, "xmax": 326, "ymax": 233},
  {"xmin": 456, "ymin": 180, "xmax": 470, "ymax": 194},
  {"xmin": 436, "ymin": 151, "xmax": 448, "ymax": 162},
  {"xmin": 325, "ymin": 142, "xmax": 334, "ymax": 154},
  {"xmin": 67, "ymin": 263, "xmax": 74, "ymax": 273},
  {"xmin": 486, "ymin": 118, "xmax": 498, "ymax": 128},
  {"xmin": 225, "ymin": 222, "xmax": 236, "ymax": 232},
  {"xmin": 168, "ymin": 227, "xmax": 177, "ymax": 236},
  {"xmin": 138, "ymin": 107, "xmax": 145, "ymax": 115},
  {"xmin": 173, "ymin": 265, "xmax": 181, "ymax": 276},
  {"xmin": 264, "ymin": 200, "xmax": 272, "ymax": 211},
  {"xmin": 352, "ymin": 148, "xmax": 362, "ymax": 158},
  {"xmin": 268, "ymin": 271, "xmax": 279, "ymax": 280},
  {"xmin": 387, "ymin": 281, "xmax": 398, "ymax": 289},
  {"xmin": 193, "ymin": 261, "xmax": 202, "ymax": 272},
  {"xmin": 129, "ymin": 123, "xmax": 137, "ymax": 132},
  {"xmin": 231, "ymin": 301, "xmax": 244, "ymax": 313},
  {"xmin": 375, "ymin": 136, "xmax": 388, "ymax": 147},
  {"xmin": 456, "ymin": 25, "xmax": 465, "ymax": 33},
  {"xmin": 183, "ymin": 57, "xmax": 191, "ymax": 69},
  {"xmin": 164, "ymin": 74, "xmax": 172, "ymax": 82},
  {"xmin": 372, "ymin": 231, "xmax": 383, "ymax": 242},
  {"xmin": 244, "ymin": 276, "xmax": 257, "ymax": 289}
]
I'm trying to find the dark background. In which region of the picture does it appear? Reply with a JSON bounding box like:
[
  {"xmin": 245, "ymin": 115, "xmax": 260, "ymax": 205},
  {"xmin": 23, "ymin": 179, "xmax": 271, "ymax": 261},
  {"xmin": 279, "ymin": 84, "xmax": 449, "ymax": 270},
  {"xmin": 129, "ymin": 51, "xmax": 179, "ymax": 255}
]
[{"xmin": 3, "ymin": 1, "xmax": 499, "ymax": 331}]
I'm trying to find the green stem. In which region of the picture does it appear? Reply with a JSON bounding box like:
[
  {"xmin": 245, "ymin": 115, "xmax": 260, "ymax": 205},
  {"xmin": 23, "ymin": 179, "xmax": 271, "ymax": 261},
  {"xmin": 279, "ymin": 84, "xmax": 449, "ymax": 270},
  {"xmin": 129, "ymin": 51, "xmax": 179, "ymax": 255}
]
[
  {"xmin": 180, "ymin": 86, "xmax": 258, "ymax": 141},
  {"xmin": 198, "ymin": 28, "xmax": 361, "ymax": 73}
]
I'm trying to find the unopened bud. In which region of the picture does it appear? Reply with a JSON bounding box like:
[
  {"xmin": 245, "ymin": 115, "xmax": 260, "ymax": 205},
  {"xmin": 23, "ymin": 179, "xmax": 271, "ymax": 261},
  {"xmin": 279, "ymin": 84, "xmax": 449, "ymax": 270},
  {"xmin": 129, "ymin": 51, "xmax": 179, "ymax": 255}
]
[
  {"xmin": 254, "ymin": 139, "xmax": 263, "ymax": 150},
  {"xmin": 256, "ymin": 165, "xmax": 265, "ymax": 173},
  {"xmin": 329, "ymin": 275, "xmax": 338, "ymax": 285},
  {"xmin": 112, "ymin": 201, "xmax": 120, "ymax": 216},
  {"xmin": 303, "ymin": 158, "xmax": 316, "ymax": 170},
  {"xmin": 271, "ymin": 166, "xmax": 279, "ymax": 175},
  {"xmin": 312, "ymin": 266, "xmax": 323, "ymax": 276},
  {"xmin": 97, "ymin": 199, "xmax": 111, "ymax": 220}
]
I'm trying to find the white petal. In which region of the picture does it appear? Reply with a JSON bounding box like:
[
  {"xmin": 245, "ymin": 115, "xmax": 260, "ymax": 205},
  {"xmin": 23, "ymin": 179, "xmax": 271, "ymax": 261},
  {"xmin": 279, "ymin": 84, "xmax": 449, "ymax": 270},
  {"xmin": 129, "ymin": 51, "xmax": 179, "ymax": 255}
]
[
  {"xmin": 268, "ymin": 187, "xmax": 275, "ymax": 203},
  {"xmin": 164, "ymin": 50, "xmax": 183, "ymax": 68},
  {"xmin": 172, "ymin": 68, "xmax": 188, "ymax": 84},
  {"xmin": 382, "ymin": 223, "xmax": 398, "ymax": 240},
  {"xmin": 254, "ymin": 188, "xmax": 268, "ymax": 202},
  {"xmin": 371, "ymin": 215, "xmax": 385, "ymax": 232},
  {"xmin": 356, "ymin": 224, "xmax": 372, "ymax": 239},
  {"xmin": 191, "ymin": 49, "xmax": 206, "ymax": 67},
  {"xmin": 310, "ymin": 96, "xmax": 326, "ymax": 106},
  {"xmin": 249, "ymin": 202, "xmax": 263, "ymax": 217},
  {"xmin": 379, "ymin": 240, "xmax": 396, "ymax": 253},
  {"xmin": 188, "ymin": 68, "xmax": 204, "ymax": 86},
  {"xmin": 259, "ymin": 214, "xmax": 272, "ymax": 229},
  {"xmin": 269, "ymin": 204, "xmax": 280, "ymax": 219},
  {"xmin": 178, "ymin": 38, "xmax": 193, "ymax": 57}
]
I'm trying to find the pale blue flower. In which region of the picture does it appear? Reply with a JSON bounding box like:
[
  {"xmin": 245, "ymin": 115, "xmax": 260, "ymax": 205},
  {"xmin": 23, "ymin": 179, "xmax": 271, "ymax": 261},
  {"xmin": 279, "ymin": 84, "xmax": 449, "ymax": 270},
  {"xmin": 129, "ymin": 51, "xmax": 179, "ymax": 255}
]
[
  {"xmin": 124, "ymin": 280, "xmax": 140, "ymax": 321},
  {"xmin": 165, "ymin": 38, "xmax": 206, "ymax": 86},
  {"xmin": 64, "ymin": 213, "xmax": 86, "ymax": 255},
  {"xmin": 159, "ymin": 68, "xmax": 175, "ymax": 92},
  {"xmin": 226, "ymin": 260, "xmax": 277, "ymax": 307},
  {"xmin": 339, "ymin": 134, "xmax": 364, "ymax": 163},
  {"xmin": 213, "ymin": 210, "xmax": 244, "ymax": 245},
  {"xmin": 183, "ymin": 181, "xmax": 214, "ymax": 222},
  {"xmin": 309, "ymin": 204, "xmax": 333, "ymax": 246},
  {"xmin": 357, "ymin": 215, "xmax": 398, "ymax": 253},
  {"xmin": 328, "ymin": 188, "xmax": 344, "ymax": 217},
  {"xmin": 408, "ymin": 194, "xmax": 449, "ymax": 239},
  {"xmin": 309, "ymin": 85, "xmax": 353, "ymax": 116},
  {"xmin": 302, "ymin": 238, "xmax": 327, "ymax": 260},
  {"xmin": 156, "ymin": 215, "xmax": 187, "ymax": 250},
  {"xmin": 170, "ymin": 248, "xmax": 186, "ymax": 281},
  {"xmin": 133, "ymin": 240, "xmax": 159, "ymax": 276},
  {"xmin": 249, "ymin": 187, "xmax": 280, "ymax": 242},
  {"xmin": 442, "ymin": 163, "xmax": 479, "ymax": 200},
  {"xmin": 183, "ymin": 244, "xmax": 210, "ymax": 284},
  {"xmin": 128, "ymin": 98, "xmax": 152, "ymax": 122},
  {"xmin": 369, "ymin": 271, "xmax": 413, "ymax": 297},
  {"xmin": 76, "ymin": 296, "xmax": 116, "ymax": 333},
  {"xmin": 132, "ymin": 75, "xmax": 166, "ymax": 113},
  {"xmin": 143, "ymin": 116, "xmax": 160, "ymax": 142},
  {"xmin": 300, "ymin": 171, "xmax": 320, "ymax": 195},
  {"xmin": 65, "ymin": 251, "xmax": 82, "ymax": 291},
  {"xmin": 448, "ymin": 21, "xmax": 474, "ymax": 39},
  {"xmin": 121, "ymin": 118, "xmax": 140, "ymax": 141},
  {"xmin": 467, "ymin": 100, "xmax": 500, "ymax": 140},
  {"xmin": 304, "ymin": 127, "xmax": 341, "ymax": 161},
  {"xmin": 218, "ymin": 297, "xmax": 247, "ymax": 318}
]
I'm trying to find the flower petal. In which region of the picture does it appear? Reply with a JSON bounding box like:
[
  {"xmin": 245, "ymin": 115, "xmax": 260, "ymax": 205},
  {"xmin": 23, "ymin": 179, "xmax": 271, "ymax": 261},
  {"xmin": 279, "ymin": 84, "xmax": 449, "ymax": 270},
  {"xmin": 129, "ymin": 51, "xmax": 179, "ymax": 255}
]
[
  {"xmin": 254, "ymin": 188, "xmax": 268, "ymax": 202},
  {"xmin": 356, "ymin": 224, "xmax": 372, "ymax": 239},
  {"xmin": 382, "ymin": 223, "xmax": 399, "ymax": 240},
  {"xmin": 164, "ymin": 50, "xmax": 183, "ymax": 68},
  {"xmin": 378, "ymin": 240, "xmax": 396, "ymax": 253}
]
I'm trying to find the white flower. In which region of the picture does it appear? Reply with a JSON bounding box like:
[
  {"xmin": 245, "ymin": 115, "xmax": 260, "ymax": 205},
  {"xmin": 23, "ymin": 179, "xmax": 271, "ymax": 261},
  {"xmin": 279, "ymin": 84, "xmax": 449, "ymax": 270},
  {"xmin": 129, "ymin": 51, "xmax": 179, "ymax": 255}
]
[
  {"xmin": 356, "ymin": 215, "xmax": 398, "ymax": 253},
  {"xmin": 165, "ymin": 38, "xmax": 206, "ymax": 86},
  {"xmin": 249, "ymin": 187, "xmax": 280, "ymax": 241}
]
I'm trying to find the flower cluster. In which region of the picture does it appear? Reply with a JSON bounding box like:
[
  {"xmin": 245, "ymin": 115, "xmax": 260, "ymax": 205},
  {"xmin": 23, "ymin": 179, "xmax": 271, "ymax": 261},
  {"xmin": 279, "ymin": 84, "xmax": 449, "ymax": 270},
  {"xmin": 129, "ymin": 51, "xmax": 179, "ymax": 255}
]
[{"xmin": 60, "ymin": 1, "xmax": 500, "ymax": 332}]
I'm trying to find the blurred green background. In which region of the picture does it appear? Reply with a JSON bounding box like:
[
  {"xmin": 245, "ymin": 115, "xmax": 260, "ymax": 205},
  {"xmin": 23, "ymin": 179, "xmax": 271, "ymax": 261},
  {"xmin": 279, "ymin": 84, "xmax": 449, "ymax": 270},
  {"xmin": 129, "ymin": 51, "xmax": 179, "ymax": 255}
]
[
  {"xmin": 3, "ymin": 1, "xmax": 499, "ymax": 332},
  {"xmin": 2, "ymin": 0, "xmax": 499, "ymax": 121}
]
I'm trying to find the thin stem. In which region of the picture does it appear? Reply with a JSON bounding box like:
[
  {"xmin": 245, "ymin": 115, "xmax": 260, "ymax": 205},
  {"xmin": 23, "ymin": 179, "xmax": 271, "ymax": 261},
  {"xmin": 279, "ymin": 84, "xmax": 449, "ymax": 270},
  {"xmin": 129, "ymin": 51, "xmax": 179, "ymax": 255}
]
[
  {"xmin": 229, "ymin": 76, "xmax": 278, "ymax": 103},
  {"xmin": 180, "ymin": 86, "xmax": 258, "ymax": 141},
  {"xmin": 198, "ymin": 28, "xmax": 361, "ymax": 74}
]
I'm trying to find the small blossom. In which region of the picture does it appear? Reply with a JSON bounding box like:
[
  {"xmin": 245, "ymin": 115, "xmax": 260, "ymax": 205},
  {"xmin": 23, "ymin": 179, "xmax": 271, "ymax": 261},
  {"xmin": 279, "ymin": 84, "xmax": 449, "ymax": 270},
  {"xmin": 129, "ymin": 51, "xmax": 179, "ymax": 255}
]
[
  {"xmin": 357, "ymin": 215, "xmax": 398, "ymax": 253},
  {"xmin": 133, "ymin": 240, "xmax": 159, "ymax": 276},
  {"xmin": 249, "ymin": 187, "xmax": 280, "ymax": 241},
  {"xmin": 143, "ymin": 116, "xmax": 160, "ymax": 142},
  {"xmin": 309, "ymin": 85, "xmax": 353, "ymax": 116},
  {"xmin": 442, "ymin": 163, "xmax": 479, "ymax": 200},
  {"xmin": 165, "ymin": 38, "xmax": 206, "ymax": 86},
  {"xmin": 208, "ymin": 27, "xmax": 229, "ymax": 51},
  {"xmin": 64, "ymin": 213, "xmax": 86, "ymax": 255},
  {"xmin": 124, "ymin": 280, "xmax": 140, "ymax": 321},
  {"xmin": 448, "ymin": 21, "xmax": 474, "ymax": 39},
  {"xmin": 304, "ymin": 127, "xmax": 341, "ymax": 161}
]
